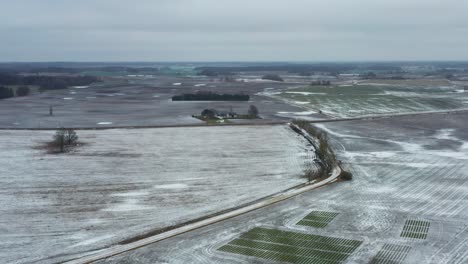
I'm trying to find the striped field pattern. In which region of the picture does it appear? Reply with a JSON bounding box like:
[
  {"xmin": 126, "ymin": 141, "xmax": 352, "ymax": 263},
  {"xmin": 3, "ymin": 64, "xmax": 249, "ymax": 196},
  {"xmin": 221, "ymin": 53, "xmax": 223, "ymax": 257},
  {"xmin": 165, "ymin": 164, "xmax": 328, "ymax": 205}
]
[
  {"xmin": 219, "ymin": 227, "xmax": 362, "ymax": 264},
  {"xmin": 370, "ymin": 244, "xmax": 412, "ymax": 264},
  {"xmin": 400, "ymin": 219, "xmax": 430, "ymax": 239},
  {"xmin": 296, "ymin": 211, "xmax": 339, "ymax": 228}
]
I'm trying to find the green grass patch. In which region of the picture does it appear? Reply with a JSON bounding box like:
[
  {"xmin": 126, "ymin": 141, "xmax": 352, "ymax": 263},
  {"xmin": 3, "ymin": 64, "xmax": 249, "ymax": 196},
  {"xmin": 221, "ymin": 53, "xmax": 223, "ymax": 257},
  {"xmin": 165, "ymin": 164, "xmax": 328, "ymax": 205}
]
[
  {"xmin": 296, "ymin": 211, "xmax": 339, "ymax": 228},
  {"xmin": 218, "ymin": 227, "xmax": 362, "ymax": 264},
  {"xmin": 400, "ymin": 219, "xmax": 430, "ymax": 240}
]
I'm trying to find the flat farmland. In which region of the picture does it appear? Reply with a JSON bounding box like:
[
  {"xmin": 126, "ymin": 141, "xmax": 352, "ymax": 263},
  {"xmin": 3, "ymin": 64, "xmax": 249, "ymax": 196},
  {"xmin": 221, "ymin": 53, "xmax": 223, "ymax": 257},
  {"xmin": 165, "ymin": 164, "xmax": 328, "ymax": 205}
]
[
  {"xmin": 0, "ymin": 76, "xmax": 306, "ymax": 129},
  {"xmin": 97, "ymin": 112, "xmax": 468, "ymax": 264},
  {"xmin": 0, "ymin": 125, "xmax": 312, "ymax": 263},
  {"xmin": 264, "ymin": 84, "xmax": 468, "ymax": 118}
]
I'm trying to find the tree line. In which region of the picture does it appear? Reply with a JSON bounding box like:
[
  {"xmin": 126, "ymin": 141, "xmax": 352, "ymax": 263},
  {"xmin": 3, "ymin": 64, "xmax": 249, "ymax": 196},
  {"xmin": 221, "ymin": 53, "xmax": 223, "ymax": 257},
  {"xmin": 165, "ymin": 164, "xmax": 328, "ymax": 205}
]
[
  {"xmin": 291, "ymin": 120, "xmax": 352, "ymax": 182},
  {"xmin": 0, "ymin": 73, "xmax": 99, "ymax": 92},
  {"xmin": 0, "ymin": 86, "xmax": 14, "ymax": 99},
  {"xmin": 0, "ymin": 86, "xmax": 31, "ymax": 99},
  {"xmin": 172, "ymin": 92, "xmax": 249, "ymax": 101}
]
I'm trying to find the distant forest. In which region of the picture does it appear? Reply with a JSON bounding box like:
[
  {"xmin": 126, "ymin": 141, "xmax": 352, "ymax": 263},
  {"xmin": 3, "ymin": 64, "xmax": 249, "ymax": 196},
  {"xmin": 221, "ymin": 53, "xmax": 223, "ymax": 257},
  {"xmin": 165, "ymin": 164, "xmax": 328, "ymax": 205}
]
[
  {"xmin": 196, "ymin": 63, "xmax": 403, "ymax": 76},
  {"xmin": 172, "ymin": 92, "xmax": 249, "ymax": 101},
  {"xmin": 0, "ymin": 73, "xmax": 99, "ymax": 92},
  {"xmin": 0, "ymin": 87, "xmax": 14, "ymax": 99}
]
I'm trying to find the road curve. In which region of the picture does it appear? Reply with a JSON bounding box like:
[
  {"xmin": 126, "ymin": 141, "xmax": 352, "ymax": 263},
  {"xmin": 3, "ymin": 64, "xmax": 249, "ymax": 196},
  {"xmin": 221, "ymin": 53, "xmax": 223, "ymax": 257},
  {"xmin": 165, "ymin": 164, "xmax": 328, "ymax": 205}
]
[{"xmin": 64, "ymin": 168, "xmax": 342, "ymax": 264}]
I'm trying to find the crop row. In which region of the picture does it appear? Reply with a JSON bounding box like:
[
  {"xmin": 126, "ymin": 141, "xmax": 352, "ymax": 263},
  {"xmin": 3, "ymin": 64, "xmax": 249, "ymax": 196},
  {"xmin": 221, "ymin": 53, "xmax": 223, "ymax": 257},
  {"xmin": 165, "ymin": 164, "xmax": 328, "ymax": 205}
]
[
  {"xmin": 219, "ymin": 227, "xmax": 364, "ymax": 263},
  {"xmin": 297, "ymin": 220, "xmax": 330, "ymax": 228},
  {"xmin": 228, "ymin": 238, "xmax": 349, "ymax": 261},
  {"xmin": 219, "ymin": 244, "xmax": 343, "ymax": 264},
  {"xmin": 240, "ymin": 232, "xmax": 359, "ymax": 253},
  {"xmin": 370, "ymin": 244, "xmax": 412, "ymax": 264},
  {"xmin": 303, "ymin": 211, "xmax": 339, "ymax": 218},
  {"xmin": 247, "ymin": 227, "xmax": 362, "ymax": 247},
  {"xmin": 404, "ymin": 219, "xmax": 430, "ymax": 228},
  {"xmin": 400, "ymin": 220, "xmax": 430, "ymax": 239},
  {"xmin": 400, "ymin": 231, "xmax": 428, "ymax": 240},
  {"xmin": 302, "ymin": 211, "xmax": 339, "ymax": 223}
]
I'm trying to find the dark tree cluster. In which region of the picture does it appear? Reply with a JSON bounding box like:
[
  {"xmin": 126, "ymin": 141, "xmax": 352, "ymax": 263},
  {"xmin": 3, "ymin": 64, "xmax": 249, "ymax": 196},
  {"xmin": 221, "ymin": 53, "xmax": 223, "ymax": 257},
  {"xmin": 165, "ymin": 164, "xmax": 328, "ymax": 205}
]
[
  {"xmin": 197, "ymin": 69, "xmax": 225, "ymax": 77},
  {"xmin": 16, "ymin": 86, "xmax": 30, "ymax": 96},
  {"xmin": 0, "ymin": 65, "xmax": 159, "ymax": 75},
  {"xmin": 52, "ymin": 128, "xmax": 79, "ymax": 153},
  {"xmin": 0, "ymin": 73, "xmax": 99, "ymax": 92},
  {"xmin": 262, "ymin": 74, "xmax": 284, "ymax": 82},
  {"xmin": 310, "ymin": 80, "xmax": 331, "ymax": 86},
  {"xmin": 172, "ymin": 92, "xmax": 249, "ymax": 101},
  {"xmin": 0, "ymin": 86, "xmax": 14, "ymax": 99},
  {"xmin": 360, "ymin": 72, "xmax": 377, "ymax": 79},
  {"xmin": 248, "ymin": 105, "xmax": 259, "ymax": 117},
  {"xmin": 195, "ymin": 64, "xmax": 357, "ymax": 75},
  {"xmin": 291, "ymin": 120, "xmax": 352, "ymax": 181}
]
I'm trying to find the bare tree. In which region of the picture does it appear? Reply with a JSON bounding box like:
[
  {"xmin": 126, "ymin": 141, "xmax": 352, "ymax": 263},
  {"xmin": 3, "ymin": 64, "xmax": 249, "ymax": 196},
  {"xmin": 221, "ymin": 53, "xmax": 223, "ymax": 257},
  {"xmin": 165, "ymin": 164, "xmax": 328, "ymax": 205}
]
[
  {"xmin": 304, "ymin": 161, "xmax": 317, "ymax": 183},
  {"xmin": 65, "ymin": 129, "xmax": 78, "ymax": 145},
  {"xmin": 53, "ymin": 128, "xmax": 78, "ymax": 153},
  {"xmin": 16, "ymin": 86, "xmax": 30, "ymax": 96},
  {"xmin": 248, "ymin": 105, "xmax": 259, "ymax": 118},
  {"xmin": 53, "ymin": 129, "xmax": 66, "ymax": 153}
]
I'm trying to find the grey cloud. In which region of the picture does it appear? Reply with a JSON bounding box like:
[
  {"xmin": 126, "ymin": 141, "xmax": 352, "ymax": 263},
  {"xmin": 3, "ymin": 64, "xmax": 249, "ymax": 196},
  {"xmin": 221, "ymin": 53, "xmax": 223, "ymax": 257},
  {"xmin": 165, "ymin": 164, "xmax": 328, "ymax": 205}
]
[{"xmin": 0, "ymin": 0, "xmax": 467, "ymax": 61}]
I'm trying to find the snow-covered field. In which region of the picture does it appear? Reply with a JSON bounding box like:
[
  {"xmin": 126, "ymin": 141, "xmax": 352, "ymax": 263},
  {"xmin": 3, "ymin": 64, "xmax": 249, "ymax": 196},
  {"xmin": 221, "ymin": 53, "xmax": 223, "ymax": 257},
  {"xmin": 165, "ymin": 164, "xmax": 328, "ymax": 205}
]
[
  {"xmin": 0, "ymin": 126, "xmax": 312, "ymax": 263},
  {"xmin": 98, "ymin": 112, "xmax": 468, "ymax": 264},
  {"xmin": 264, "ymin": 85, "xmax": 468, "ymax": 118}
]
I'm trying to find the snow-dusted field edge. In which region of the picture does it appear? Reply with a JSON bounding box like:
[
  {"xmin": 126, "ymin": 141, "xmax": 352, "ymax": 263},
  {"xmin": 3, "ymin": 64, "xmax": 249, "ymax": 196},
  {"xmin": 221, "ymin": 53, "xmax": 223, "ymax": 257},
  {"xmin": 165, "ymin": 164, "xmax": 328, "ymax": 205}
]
[
  {"xmin": 0, "ymin": 125, "xmax": 312, "ymax": 264},
  {"xmin": 94, "ymin": 112, "xmax": 468, "ymax": 264}
]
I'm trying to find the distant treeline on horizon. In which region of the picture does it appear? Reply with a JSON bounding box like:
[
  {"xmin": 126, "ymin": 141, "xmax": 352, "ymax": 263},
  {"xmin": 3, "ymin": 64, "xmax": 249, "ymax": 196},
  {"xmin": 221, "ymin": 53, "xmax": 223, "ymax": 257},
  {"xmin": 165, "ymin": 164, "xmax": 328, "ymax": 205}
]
[
  {"xmin": 172, "ymin": 92, "xmax": 249, "ymax": 101},
  {"xmin": 0, "ymin": 73, "xmax": 98, "ymax": 92}
]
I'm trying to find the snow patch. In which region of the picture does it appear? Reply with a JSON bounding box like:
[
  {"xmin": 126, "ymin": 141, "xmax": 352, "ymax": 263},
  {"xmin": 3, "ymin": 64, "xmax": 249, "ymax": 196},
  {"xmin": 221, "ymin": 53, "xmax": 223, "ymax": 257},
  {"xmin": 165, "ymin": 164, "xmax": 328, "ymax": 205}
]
[
  {"xmin": 70, "ymin": 234, "xmax": 114, "ymax": 247},
  {"xmin": 154, "ymin": 183, "xmax": 188, "ymax": 189},
  {"xmin": 103, "ymin": 198, "xmax": 149, "ymax": 212},
  {"xmin": 433, "ymin": 129, "xmax": 457, "ymax": 141},
  {"xmin": 277, "ymin": 111, "xmax": 316, "ymax": 116},
  {"xmin": 112, "ymin": 191, "xmax": 150, "ymax": 197},
  {"xmin": 285, "ymin": 92, "xmax": 326, "ymax": 95},
  {"xmin": 97, "ymin": 122, "xmax": 113, "ymax": 125}
]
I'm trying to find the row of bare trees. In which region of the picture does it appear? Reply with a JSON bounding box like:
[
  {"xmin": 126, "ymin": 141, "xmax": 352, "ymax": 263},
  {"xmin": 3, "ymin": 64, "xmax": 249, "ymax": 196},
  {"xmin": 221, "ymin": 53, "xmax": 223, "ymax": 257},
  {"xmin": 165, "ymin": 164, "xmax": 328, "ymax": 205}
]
[{"xmin": 292, "ymin": 119, "xmax": 352, "ymax": 182}]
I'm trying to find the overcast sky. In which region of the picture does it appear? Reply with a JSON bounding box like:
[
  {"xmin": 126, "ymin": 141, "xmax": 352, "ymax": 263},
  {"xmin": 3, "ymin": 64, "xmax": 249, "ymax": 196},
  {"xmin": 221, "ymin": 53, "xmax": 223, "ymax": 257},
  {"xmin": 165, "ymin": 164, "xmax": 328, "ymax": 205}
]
[{"xmin": 1, "ymin": 0, "xmax": 467, "ymax": 62}]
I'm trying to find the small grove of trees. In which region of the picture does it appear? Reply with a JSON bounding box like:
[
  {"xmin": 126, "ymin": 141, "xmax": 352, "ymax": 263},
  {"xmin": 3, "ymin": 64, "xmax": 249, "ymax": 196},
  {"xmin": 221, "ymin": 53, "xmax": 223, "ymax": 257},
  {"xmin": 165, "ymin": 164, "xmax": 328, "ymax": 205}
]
[
  {"xmin": 262, "ymin": 74, "xmax": 284, "ymax": 82},
  {"xmin": 310, "ymin": 80, "xmax": 331, "ymax": 86},
  {"xmin": 172, "ymin": 92, "xmax": 249, "ymax": 101},
  {"xmin": 52, "ymin": 128, "xmax": 79, "ymax": 153},
  {"xmin": 360, "ymin": 72, "xmax": 377, "ymax": 79},
  {"xmin": 248, "ymin": 105, "xmax": 259, "ymax": 118},
  {"xmin": 292, "ymin": 119, "xmax": 352, "ymax": 181},
  {"xmin": 0, "ymin": 73, "xmax": 98, "ymax": 92},
  {"xmin": 16, "ymin": 86, "xmax": 31, "ymax": 96},
  {"xmin": 304, "ymin": 162, "xmax": 316, "ymax": 183},
  {"xmin": 0, "ymin": 86, "xmax": 14, "ymax": 99}
]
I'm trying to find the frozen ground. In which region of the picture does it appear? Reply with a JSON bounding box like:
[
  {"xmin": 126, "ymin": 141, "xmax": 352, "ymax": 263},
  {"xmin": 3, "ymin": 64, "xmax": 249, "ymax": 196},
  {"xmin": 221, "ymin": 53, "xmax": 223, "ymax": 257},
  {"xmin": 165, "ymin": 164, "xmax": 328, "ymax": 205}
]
[
  {"xmin": 0, "ymin": 76, "xmax": 306, "ymax": 128},
  {"xmin": 263, "ymin": 84, "xmax": 468, "ymax": 118},
  {"xmin": 98, "ymin": 112, "xmax": 468, "ymax": 264},
  {"xmin": 0, "ymin": 125, "xmax": 312, "ymax": 263}
]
